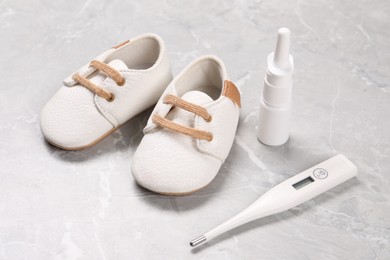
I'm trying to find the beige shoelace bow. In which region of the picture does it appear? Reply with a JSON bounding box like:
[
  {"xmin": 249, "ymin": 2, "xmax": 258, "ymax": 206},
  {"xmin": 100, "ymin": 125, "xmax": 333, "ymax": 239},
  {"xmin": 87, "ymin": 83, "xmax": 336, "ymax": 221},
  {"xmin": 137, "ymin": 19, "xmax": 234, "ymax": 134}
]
[
  {"xmin": 72, "ymin": 60, "xmax": 125, "ymax": 102},
  {"xmin": 152, "ymin": 94, "xmax": 213, "ymax": 141}
]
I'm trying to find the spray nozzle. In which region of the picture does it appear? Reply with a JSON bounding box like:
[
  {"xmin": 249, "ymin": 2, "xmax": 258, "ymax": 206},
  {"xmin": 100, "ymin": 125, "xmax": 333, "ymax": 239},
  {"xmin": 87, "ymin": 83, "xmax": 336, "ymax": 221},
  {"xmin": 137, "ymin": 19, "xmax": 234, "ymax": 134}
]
[{"xmin": 273, "ymin": 27, "xmax": 291, "ymax": 69}]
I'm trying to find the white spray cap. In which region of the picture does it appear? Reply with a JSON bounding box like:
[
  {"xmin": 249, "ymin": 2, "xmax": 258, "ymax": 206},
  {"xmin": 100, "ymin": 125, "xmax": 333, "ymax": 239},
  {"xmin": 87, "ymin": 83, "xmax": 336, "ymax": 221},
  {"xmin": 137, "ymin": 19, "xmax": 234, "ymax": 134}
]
[{"xmin": 263, "ymin": 27, "xmax": 294, "ymax": 106}]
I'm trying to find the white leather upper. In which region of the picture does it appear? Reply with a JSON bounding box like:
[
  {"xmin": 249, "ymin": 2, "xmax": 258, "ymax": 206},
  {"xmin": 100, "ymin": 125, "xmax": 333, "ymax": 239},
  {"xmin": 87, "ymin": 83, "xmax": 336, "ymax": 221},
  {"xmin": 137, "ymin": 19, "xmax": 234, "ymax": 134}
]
[
  {"xmin": 95, "ymin": 53, "xmax": 171, "ymax": 126},
  {"xmin": 132, "ymin": 56, "xmax": 240, "ymax": 194},
  {"xmin": 196, "ymin": 97, "xmax": 240, "ymax": 161},
  {"xmin": 40, "ymin": 33, "xmax": 173, "ymax": 149},
  {"xmin": 131, "ymin": 91, "xmax": 222, "ymax": 193},
  {"xmin": 40, "ymin": 83, "xmax": 113, "ymax": 149}
]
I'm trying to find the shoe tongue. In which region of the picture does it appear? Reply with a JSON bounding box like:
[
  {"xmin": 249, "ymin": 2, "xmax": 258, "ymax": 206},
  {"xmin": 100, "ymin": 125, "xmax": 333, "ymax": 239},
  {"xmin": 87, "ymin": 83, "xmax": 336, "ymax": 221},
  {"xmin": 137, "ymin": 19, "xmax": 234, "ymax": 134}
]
[
  {"xmin": 107, "ymin": 59, "xmax": 128, "ymax": 70},
  {"xmin": 168, "ymin": 91, "xmax": 213, "ymax": 127},
  {"xmin": 90, "ymin": 59, "xmax": 128, "ymax": 85},
  {"xmin": 180, "ymin": 91, "xmax": 213, "ymax": 106}
]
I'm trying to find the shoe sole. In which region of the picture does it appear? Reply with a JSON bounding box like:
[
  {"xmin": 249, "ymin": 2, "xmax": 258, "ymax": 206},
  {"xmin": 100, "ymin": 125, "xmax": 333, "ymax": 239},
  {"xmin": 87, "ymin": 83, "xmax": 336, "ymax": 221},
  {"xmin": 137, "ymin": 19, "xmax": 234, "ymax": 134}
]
[
  {"xmin": 134, "ymin": 174, "xmax": 213, "ymax": 196},
  {"xmin": 156, "ymin": 185, "xmax": 210, "ymax": 196},
  {"xmin": 45, "ymin": 124, "xmax": 122, "ymax": 151}
]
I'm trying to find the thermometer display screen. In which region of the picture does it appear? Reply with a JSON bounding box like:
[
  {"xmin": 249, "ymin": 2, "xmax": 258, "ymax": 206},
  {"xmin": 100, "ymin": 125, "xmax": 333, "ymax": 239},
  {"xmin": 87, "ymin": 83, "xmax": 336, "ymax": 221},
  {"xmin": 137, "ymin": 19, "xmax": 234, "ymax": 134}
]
[{"xmin": 292, "ymin": 176, "xmax": 314, "ymax": 190}]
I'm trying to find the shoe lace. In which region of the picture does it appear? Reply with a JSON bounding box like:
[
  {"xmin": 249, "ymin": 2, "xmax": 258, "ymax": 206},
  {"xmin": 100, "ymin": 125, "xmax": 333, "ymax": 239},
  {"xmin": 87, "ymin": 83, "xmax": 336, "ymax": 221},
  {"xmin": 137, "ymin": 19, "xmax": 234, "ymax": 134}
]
[
  {"xmin": 152, "ymin": 94, "xmax": 213, "ymax": 141},
  {"xmin": 72, "ymin": 60, "xmax": 125, "ymax": 102}
]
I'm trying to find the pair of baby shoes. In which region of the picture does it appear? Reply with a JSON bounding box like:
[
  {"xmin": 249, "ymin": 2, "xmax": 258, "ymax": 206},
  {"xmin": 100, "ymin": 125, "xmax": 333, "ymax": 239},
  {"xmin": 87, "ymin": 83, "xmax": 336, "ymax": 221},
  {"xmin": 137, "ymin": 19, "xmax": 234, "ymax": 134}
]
[{"xmin": 40, "ymin": 33, "xmax": 241, "ymax": 195}]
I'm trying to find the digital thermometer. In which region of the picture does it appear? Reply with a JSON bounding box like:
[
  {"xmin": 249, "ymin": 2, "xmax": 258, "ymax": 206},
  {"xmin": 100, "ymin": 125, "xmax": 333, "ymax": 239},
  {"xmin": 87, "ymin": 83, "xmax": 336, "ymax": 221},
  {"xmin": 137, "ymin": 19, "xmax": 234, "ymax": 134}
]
[{"xmin": 190, "ymin": 154, "xmax": 357, "ymax": 247}]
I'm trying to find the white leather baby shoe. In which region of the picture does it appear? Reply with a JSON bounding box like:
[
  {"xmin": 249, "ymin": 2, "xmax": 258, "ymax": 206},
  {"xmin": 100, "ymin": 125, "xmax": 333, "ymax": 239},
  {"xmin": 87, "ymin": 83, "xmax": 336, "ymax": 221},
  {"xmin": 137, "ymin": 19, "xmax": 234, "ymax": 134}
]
[
  {"xmin": 40, "ymin": 33, "xmax": 172, "ymax": 150},
  {"xmin": 131, "ymin": 55, "xmax": 241, "ymax": 195}
]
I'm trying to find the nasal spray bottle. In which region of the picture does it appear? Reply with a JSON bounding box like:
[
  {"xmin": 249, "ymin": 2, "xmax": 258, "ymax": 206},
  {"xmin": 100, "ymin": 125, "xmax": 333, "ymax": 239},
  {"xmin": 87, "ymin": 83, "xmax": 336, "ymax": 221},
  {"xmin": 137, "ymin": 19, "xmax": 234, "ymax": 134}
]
[{"xmin": 257, "ymin": 28, "xmax": 294, "ymax": 146}]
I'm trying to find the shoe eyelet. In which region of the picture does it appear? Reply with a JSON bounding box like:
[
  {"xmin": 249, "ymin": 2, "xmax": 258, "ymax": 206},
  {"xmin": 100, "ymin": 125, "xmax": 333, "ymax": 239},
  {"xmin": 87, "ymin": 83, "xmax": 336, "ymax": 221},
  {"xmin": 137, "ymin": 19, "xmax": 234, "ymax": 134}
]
[
  {"xmin": 117, "ymin": 78, "xmax": 126, "ymax": 86},
  {"xmin": 107, "ymin": 93, "xmax": 115, "ymax": 102},
  {"xmin": 207, "ymin": 133, "xmax": 213, "ymax": 142},
  {"xmin": 205, "ymin": 115, "xmax": 212, "ymax": 122}
]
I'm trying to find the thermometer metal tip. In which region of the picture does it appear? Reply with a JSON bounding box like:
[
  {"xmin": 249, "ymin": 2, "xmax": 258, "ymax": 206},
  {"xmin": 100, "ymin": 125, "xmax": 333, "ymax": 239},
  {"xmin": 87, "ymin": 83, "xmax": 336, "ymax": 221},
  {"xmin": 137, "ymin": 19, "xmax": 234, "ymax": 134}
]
[{"xmin": 190, "ymin": 235, "xmax": 206, "ymax": 247}]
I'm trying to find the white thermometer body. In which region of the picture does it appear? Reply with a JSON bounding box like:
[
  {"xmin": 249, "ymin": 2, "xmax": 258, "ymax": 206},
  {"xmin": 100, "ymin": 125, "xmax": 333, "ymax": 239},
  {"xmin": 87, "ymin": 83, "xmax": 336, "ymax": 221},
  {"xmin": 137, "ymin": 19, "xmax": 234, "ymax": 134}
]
[{"xmin": 190, "ymin": 154, "xmax": 357, "ymax": 247}]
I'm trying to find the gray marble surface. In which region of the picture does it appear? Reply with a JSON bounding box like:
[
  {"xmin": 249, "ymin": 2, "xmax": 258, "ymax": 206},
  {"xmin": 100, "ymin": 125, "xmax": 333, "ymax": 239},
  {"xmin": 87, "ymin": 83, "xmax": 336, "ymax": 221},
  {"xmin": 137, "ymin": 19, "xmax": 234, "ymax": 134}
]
[{"xmin": 1, "ymin": 0, "xmax": 389, "ymax": 259}]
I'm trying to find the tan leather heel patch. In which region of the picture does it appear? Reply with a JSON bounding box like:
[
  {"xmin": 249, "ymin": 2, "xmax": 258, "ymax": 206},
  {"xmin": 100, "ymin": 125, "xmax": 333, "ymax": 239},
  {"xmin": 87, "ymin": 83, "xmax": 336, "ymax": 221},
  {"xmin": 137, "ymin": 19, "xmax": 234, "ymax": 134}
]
[
  {"xmin": 222, "ymin": 80, "xmax": 241, "ymax": 107},
  {"xmin": 112, "ymin": 40, "xmax": 130, "ymax": 49}
]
